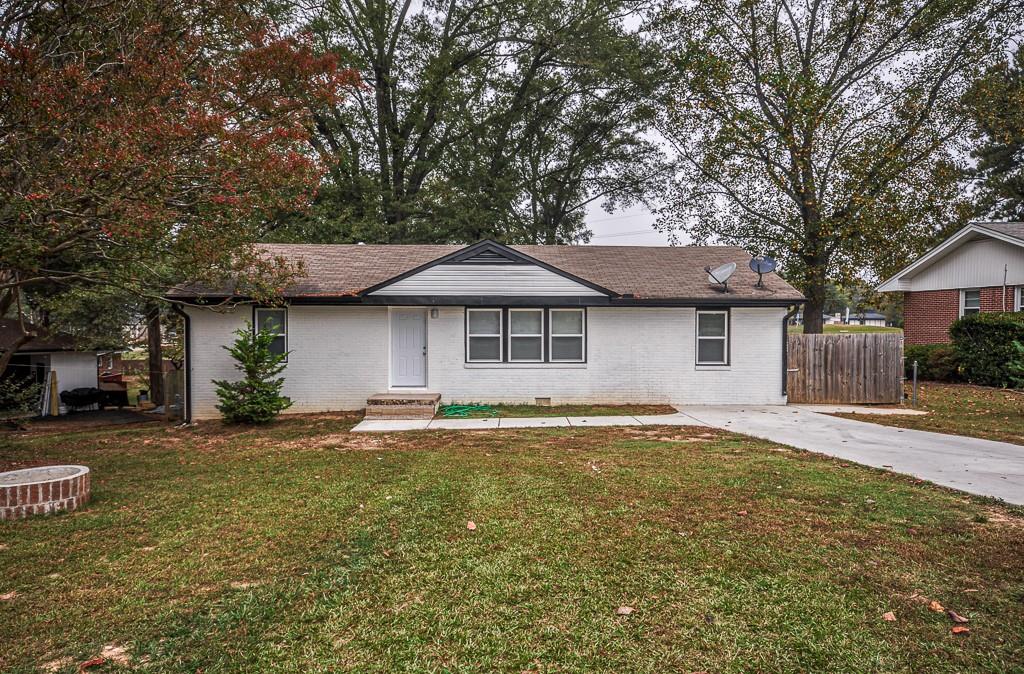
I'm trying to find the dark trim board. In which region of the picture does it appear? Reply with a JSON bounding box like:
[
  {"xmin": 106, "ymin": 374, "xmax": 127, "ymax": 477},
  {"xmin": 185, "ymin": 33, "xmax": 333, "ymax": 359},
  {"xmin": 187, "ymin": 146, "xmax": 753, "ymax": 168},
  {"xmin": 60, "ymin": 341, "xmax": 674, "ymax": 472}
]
[{"xmin": 171, "ymin": 294, "xmax": 803, "ymax": 309}]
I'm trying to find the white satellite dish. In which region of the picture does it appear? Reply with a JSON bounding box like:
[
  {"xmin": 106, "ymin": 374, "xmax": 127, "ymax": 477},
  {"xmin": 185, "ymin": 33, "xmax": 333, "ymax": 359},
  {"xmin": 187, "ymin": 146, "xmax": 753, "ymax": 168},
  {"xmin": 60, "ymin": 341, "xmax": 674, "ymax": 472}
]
[{"xmin": 705, "ymin": 262, "xmax": 737, "ymax": 292}]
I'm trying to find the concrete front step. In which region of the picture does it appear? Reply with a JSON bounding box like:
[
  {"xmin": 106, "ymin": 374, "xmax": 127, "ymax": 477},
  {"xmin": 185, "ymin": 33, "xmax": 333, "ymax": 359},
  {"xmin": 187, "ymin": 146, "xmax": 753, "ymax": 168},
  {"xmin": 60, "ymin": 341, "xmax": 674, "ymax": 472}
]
[{"xmin": 364, "ymin": 393, "xmax": 440, "ymax": 420}]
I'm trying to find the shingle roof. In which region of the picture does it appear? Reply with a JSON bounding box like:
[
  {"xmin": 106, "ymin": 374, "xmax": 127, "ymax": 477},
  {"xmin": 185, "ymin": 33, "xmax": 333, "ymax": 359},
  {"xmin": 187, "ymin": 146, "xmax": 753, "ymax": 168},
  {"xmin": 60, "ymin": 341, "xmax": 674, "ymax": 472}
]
[
  {"xmin": 975, "ymin": 221, "xmax": 1024, "ymax": 241},
  {"xmin": 172, "ymin": 243, "xmax": 804, "ymax": 302}
]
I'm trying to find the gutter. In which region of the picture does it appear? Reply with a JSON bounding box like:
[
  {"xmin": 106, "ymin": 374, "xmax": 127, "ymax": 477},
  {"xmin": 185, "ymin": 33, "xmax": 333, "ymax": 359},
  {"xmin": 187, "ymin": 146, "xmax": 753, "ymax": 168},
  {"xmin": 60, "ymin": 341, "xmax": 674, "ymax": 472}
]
[
  {"xmin": 782, "ymin": 305, "xmax": 801, "ymax": 396},
  {"xmin": 168, "ymin": 303, "xmax": 192, "ymax": 423}
]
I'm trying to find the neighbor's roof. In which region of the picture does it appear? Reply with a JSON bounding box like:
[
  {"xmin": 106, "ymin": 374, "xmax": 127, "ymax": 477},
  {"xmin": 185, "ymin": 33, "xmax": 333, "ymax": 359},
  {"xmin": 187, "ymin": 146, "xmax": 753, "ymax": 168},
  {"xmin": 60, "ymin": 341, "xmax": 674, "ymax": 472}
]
[
  {"xmin": 878, "ymin": 221, "xmax": 1024, "ymax": 292},
  {"xmin": 0, "ymin": 319, "xmax": 81, "ymax": 353},
  {"xmin": 976, "ymin": 221, "xmax": 1024, "ymax": 240},
  {"xmin": 172, "ymin": 242, "xmax": 804, "ymax": 302}
]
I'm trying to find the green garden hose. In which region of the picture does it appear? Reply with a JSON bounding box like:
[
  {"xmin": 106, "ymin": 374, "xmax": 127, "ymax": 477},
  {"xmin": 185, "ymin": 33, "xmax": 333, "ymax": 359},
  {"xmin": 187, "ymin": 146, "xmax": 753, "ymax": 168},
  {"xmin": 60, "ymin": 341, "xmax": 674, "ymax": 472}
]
[{"xmin": 440, "ymin": 404, "xmax": 497, "ymax": 417}]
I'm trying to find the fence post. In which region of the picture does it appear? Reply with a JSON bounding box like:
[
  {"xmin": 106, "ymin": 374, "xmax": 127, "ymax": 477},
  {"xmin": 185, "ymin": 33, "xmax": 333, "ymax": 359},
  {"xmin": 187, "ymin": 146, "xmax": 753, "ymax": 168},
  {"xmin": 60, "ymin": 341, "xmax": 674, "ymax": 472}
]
[{"xmin": 911, "ymin": 360, "xmax": 918, "ymax": 407}]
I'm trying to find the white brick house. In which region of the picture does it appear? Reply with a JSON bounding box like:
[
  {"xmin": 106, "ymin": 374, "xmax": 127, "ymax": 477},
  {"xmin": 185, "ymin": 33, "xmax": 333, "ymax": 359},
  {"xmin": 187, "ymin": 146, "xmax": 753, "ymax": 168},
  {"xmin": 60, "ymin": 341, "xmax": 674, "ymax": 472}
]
[{"xmin": 171, "ymin": 241, "xmax": 805, "ymax": 420}]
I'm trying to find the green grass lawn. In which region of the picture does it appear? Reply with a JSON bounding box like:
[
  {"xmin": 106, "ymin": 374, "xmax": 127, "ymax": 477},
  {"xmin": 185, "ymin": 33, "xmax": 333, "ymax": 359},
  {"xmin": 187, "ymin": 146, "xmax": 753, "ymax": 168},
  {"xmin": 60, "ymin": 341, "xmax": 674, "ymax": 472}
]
[
  {"xmin": 438, "ymin": 403, "xmax": 677, "ymax": 418},
  {"xmin": 834, "ymin": 382, "xmax": 1024, "ymax": 446},
  {"xmin": 788, "ymin": 324, "xmax": 904, "ymax": 334},
  {"xmin": 1, "ymin": 415, "xmax": 1023, "ymax": 672}
]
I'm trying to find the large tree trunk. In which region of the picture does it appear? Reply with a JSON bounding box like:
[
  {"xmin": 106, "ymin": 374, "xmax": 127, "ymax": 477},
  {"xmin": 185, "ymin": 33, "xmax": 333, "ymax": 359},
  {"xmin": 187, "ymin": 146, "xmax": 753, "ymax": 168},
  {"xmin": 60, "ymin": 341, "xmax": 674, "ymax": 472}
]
[
  {"xmin": 147, "ymin": 307, "xmax": 164, "ymax": 406},
  {"xmin": 802, "ymin": 263, "xmax": 828, "ymax": 334}
]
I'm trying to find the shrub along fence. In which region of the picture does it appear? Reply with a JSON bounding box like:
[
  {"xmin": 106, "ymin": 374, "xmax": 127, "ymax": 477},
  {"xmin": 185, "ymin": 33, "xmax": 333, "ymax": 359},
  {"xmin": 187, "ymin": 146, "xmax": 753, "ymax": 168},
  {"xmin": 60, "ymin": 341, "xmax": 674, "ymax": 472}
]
[{"xmin": 787, "ymin": 332, "xmax": 904, "ymax": 404}]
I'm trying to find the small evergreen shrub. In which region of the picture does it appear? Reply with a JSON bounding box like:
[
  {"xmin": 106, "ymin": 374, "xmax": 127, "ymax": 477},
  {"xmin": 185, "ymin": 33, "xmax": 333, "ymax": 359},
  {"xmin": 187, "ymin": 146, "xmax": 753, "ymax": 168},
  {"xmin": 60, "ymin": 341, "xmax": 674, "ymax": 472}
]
[
  {"xmin": 949, "ymin": 312, "xmax": 1024, "ymax": 387},
  {"xmin": 213, "ymin": 323, "xmax": 292, "ymax": 423},
  {"xmin": 903, "ymin": 344, "xmax": 959, "ymax": 382}
]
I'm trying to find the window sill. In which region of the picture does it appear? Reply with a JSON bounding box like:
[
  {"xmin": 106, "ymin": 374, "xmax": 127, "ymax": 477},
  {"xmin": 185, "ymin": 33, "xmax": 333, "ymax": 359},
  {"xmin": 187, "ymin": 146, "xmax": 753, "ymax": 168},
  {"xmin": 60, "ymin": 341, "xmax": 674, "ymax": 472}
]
[
  {"xmin": 464, "ymin": 362, "xmax": 587, "ymax": 369},
  {"xmin": 694, "ymin": 364, "xmax": 730, "ymax": 370}
]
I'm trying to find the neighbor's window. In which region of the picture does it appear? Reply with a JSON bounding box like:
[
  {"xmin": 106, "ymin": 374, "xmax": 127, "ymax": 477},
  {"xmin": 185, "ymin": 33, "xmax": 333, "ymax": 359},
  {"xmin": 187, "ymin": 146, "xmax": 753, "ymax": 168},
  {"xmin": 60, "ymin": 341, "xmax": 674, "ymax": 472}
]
[
  {"xmin": 1017, "ymin": 287, "xmax": 1023, "ymax": 312},
  {"xmin": 549, "ymin": 309, "xmax": 585, "ymax": 362},
  {"xmin": 696, "ymin": 310, "xmax": 728, "ymax": 365},
  {"xmin": 255, "ymin": 308, "xmax": 288, "ymax": 356},
  {"xmin": 962, "ymin": 289, "xmax": 981, "ymax": 316},
  {"xmin": 467, "ymin": 308, "xmax": 502, "ymax": 362},
  {"xmin": 509, "ymin": 309, "xmax": 544, "ymax": 362}
]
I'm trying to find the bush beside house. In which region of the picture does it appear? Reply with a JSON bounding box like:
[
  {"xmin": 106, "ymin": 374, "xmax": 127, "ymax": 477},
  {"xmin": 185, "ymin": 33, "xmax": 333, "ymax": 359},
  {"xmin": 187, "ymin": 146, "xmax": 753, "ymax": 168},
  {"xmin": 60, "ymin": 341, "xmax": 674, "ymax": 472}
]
[
  {"xmin": 904, "ymin": 343, "xmax": 960, "ymax": 382},
  {"xmin": 948, "ymin": 312, "xmax": 1024, "ymax": 388}
]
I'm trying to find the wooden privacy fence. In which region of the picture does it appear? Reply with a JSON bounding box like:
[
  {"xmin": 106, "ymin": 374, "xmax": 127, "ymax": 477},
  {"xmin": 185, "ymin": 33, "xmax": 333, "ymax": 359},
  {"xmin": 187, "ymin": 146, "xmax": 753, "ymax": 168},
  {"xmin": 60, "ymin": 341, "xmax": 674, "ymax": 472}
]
[{"xmin": 786, "ymin": 333, "xmax": 903, "ymax": 404}]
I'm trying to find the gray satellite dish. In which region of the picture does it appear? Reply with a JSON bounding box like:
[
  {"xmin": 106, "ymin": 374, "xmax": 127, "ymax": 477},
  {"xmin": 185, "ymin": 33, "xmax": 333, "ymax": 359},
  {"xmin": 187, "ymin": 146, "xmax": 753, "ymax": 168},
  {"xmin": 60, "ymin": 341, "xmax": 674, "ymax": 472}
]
[
  {"xmin": 705, "ymin": 262, "xmax": 737, "ymax": 292},
  {"xmin": 749, "ymin": 256, "xmax": 777, "ymax": 288}
]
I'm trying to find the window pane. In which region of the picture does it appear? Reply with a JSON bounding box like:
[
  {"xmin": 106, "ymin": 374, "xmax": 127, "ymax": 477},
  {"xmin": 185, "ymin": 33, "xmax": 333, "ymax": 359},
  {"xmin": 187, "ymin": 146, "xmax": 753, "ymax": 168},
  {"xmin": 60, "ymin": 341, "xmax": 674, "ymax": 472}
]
[
  {"xmin": 697, "ymin": 312, "xmax": 726, "ymax": 337},
  {"xmin": 468, "ymin": 310, "xmax": 501, "ymax": 335},
  {"xmin": 258, "ymin": 309, "xmax": 285, "ymax": 334},
  {"xmin": 964, "ymin": 290, "xmax": 980, "ymax": 309},
  {"xmin": 510, "ymin": 310, "xmax": 542, "ymax": 335},
  {"xmin": 551, "ymin": 336, "xmax": 583, "ymax": 361},
  {"xmin": 551, "ymin": 310, "xmax": 583, "ymax": 335},
  {"xmin": 268, "ymin": 335, "xmax": 287, "ymax": 356},
  {"xmin": 964, "ymin": 307, "xmax": 980, "ymax": 315},
  {"xmin": 510, "ymin": 336, "xmax": 542, "ymax": 361},
  {"xmin": 469, "ymin": 336, "xmax": 500, "ymax": 361},
  {"xmin": 697, "ymin": 338, "xmax": 726, "ymax": 363}
]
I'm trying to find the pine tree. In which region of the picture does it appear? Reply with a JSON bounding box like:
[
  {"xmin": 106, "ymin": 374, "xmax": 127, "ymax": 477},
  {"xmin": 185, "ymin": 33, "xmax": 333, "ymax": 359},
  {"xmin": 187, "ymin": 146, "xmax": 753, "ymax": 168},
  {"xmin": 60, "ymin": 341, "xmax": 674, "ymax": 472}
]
[{"xmin": 213, "ymin": 324, "xmax": 292, "ymax": 424}]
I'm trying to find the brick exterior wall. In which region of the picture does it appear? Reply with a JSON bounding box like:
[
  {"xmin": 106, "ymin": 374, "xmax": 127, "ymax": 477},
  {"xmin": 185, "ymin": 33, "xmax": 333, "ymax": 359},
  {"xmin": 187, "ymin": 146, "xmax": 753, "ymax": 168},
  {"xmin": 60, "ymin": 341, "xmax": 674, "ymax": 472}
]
[
  {"xmin": 904, "ymin": 286, "xmax": 1018, "ymax": 345},
  {"xmin": 0, "ymin": 468, "xmax": 90, "ymax": 520}
]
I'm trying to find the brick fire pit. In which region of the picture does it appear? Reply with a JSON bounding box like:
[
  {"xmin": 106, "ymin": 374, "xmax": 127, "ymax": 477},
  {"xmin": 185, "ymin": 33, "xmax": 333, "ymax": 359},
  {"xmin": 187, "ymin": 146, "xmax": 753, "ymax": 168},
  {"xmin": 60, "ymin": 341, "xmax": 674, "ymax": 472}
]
[{"xmin": 0, "ymin": 465, "xmax": 91, "ymax": 520}]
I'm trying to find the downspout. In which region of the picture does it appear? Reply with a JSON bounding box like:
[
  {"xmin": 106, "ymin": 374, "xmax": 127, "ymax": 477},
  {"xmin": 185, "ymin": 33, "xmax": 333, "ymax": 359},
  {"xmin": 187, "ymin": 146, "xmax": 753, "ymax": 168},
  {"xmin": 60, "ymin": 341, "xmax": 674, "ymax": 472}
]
[
  {"xmin": 1003, "ymin": 264, "xmax": 1008, "ymax": 311},
  {"xmin": 169, "ymin": 304, "xmax": 192, "ymax": 423},
  {"xmin": 782, "ymin": 305, "xmax": 801, "ymax": 397}
]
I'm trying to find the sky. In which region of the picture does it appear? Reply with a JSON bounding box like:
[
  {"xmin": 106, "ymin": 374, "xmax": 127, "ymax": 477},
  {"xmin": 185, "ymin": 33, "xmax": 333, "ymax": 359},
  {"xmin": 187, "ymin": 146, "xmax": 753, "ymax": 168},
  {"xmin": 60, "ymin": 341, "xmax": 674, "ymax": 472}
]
[{"xmin": 585, "ymin": 203, "xmax": 688, "ymax": 247}]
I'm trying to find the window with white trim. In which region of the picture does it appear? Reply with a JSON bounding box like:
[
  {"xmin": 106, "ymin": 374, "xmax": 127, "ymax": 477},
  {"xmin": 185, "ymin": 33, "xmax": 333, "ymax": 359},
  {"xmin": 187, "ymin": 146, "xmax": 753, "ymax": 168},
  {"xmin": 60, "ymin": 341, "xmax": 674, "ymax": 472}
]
[
  {"xmin": 1016, "ymin": 287, "xmax": 1022, "ymax": 312},
  {"xmin": 255, "ymin": 308, "xmax": 288, "ymax": 357},
  {"xmin": 549, "ymin": 309, "xmax": 585, "ymax": 362},
  {"xmin": 696, "ymin": 310, "xmax": 728, "ymax": 365},
  {"xmin": 467, "ymin": 309, "xmax": 502, "ymax": 362},
  {"xmin": 509, "ymin": 309, "xmax": 543, "ymax": 362},
  {"xmin": 961, "ymin": 289, "xmax": 981, "ymax": 316}
]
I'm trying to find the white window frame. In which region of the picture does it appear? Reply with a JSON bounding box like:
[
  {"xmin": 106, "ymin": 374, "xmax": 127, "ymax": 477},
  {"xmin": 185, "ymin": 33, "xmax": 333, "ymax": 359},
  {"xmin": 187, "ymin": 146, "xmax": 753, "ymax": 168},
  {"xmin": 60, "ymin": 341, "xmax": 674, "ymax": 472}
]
[
  {"xmin": 1016, "ymin": 286, "xmax": 1022, "ymax": 312},
  {"xmin": 508, "ymin": 308, "xmax": 544, "ymax": 362},
  {"xmin": 696, "ymin": 309, "xmax": 729, "ymax": 365},
  {"xmin": 255, "ymin": 307, "xmax": 288, "ymax": 360},
  {"xmin": 960, "ymin": 289, "xmax": 981, "ymax": 317},
  {"xmin": 548, "ymin": 309, "xmax": 585, "ymax": 363},
  {"xmin": 466, "ymin": 308, "xmax": 503, "ymax": 363}
]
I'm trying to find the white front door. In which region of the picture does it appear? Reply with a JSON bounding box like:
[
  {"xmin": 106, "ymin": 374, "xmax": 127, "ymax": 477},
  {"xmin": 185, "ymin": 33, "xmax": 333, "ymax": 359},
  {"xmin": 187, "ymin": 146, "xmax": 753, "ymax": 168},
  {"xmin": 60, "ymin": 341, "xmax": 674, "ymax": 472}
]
[{"xmin": 391, "ymin": 309, "xmax": 427, "ymax": 387}]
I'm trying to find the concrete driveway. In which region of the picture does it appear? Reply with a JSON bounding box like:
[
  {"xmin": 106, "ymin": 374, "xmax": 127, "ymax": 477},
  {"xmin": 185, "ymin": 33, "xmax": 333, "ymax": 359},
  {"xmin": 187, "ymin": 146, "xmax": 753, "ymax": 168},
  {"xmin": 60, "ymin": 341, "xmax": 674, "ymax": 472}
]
[{"xmin": 677, "ymin": 406, "xmax": 1024, "ymax": 505}]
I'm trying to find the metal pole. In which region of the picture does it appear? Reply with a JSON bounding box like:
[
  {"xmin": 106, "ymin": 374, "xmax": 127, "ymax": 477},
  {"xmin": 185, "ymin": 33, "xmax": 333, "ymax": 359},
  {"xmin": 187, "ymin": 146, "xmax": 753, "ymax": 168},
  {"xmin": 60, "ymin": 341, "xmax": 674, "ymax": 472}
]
[{"xmin": 912, "ymin": 360, "xmax": 918, "ymax": 407}]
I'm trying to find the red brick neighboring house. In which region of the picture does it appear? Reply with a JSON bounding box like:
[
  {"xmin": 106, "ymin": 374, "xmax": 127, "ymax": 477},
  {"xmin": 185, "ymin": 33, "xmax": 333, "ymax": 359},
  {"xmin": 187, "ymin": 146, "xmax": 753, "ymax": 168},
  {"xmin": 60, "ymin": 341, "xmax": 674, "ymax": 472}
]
[{"xmin": 878, "ymin": 222, "xmax": 1024, "ymax": 344}]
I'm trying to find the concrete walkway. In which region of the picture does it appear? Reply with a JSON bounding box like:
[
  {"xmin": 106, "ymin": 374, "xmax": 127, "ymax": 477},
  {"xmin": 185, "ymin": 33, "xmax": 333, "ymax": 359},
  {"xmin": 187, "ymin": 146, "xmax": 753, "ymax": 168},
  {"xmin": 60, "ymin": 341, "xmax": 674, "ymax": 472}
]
[
  {"xmin": 351, "ymin": 413, "xmax": 704, "ymax": 432},
  {"xmin": 677, "ymin": 406, "xmax": 1024, "ymax": 505}
]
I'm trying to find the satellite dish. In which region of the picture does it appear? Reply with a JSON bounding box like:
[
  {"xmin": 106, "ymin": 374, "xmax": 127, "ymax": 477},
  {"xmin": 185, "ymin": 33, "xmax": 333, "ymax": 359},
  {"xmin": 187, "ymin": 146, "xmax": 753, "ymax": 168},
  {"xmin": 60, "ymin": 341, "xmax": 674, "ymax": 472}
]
[
  {"xmin": 705, "ymin": 262, "xmax": 737, "ymax": 292},
  {"xmin": 749, "ymin": 256, "xmax": 777, "ymax": 288}
]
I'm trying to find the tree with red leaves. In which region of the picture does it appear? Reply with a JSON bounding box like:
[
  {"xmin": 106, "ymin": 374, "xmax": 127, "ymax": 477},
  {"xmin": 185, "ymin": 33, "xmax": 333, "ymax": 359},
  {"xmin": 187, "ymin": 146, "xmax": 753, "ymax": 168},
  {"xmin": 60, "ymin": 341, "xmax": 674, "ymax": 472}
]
[{"xmin": 0, "ymin": 0, "xmax": 358, "ymax": 371}]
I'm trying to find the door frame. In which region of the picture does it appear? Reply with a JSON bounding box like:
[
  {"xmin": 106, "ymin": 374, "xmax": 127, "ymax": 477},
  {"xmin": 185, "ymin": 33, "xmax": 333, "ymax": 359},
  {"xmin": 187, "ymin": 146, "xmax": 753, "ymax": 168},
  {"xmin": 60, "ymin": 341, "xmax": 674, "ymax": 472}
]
[{"xmin": 388, "ymin": 307, "xmax": 428, "ymax": 389}]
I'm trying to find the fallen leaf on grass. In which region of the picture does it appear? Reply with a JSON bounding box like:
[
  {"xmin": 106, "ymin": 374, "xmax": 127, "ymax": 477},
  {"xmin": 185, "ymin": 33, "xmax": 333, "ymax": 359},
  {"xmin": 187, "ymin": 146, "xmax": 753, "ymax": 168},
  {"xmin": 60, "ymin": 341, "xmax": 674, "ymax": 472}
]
[
  {"xmin": 615, "ymin": 606, "xmax": 634, "ymax": 615},
  {"xmin": 882, "ymin": 611, "xmax": 896, "ymax": 622},
  {"xmin": 0, "ymin": 591, "xmax": 17, "ymax": 600},
  {"xmin": 951, "ymin": 626, "xmax": 971, "ymax": 635},
  {"xmin": 466, "ymin": 521, "xmax": 477, "ymax": 531},
  {"xmin": 948, "ymin": 610, "xmax": 970, "ymax": 623},
  {"xmin": 928, "ymin": 600, "xmax": 945, "ymax": 613},
  {"xmin": 736, "ymin": 510, "xmax": 748, "ymax": 516},
  {"xmin": 78, "ymin": 656, "xmax": 105, "ymax": 671}
]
